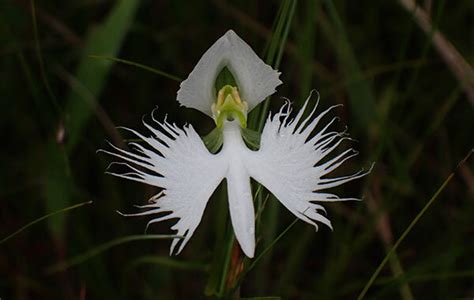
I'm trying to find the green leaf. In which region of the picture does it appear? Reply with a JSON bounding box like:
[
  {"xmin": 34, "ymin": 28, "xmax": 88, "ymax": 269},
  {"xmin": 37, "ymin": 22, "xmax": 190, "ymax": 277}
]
[
  {"xmin": 322, "ymin": 0, "xmax": 378, "ymax": 128},
  {"xmin": 44, "ymin": 0, "xmax": 140, "ymax": 238},
  {"xmin": 65, "ymin": 0, "xmax": 140, "ymax": 151},
  {"xmin": 44, "ymin": 143, "xmax": 75, "ymax": 237},
  {"xmin": 251, "ymin": 0, "xmax": 298, "ymax": 133}
]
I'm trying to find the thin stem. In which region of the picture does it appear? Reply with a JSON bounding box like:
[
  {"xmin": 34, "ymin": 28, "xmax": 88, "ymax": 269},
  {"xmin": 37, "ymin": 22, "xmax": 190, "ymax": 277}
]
[
  {"xmin": 248, "ymin": 217, "xmax": 299, "ymax": 271},
  {"xmin": 218, "ymin": 233, "xmax": 236, "ymax": 295},
  {"xmin": 398, "ymin": 0, "xmax": 474, "ymax": 106},
  {"xmin": 257, "ymin": 0, "xmax": 297, "ymax": 133},
  {"xmin": 30, "ymin": 0, "xmax": 60, "ymax": 115},
  {"xmin": 0, "ymin": 201, "xmax": 92, "ymax": 244},
  {"xmin": 88, "ymin": 55, "xmax": 182, "ymax": 82},
  {"xmin": 357, "ymin": 149, "xmax": 473, "ymax": 299}
]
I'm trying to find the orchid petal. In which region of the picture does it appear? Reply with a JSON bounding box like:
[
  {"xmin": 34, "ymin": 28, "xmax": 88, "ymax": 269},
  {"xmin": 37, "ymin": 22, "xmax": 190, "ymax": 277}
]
[
  {"xmin": 226, "ymin": 163, "xmax": 255, "ymax": 258},
  {"xmin": 177, "ymin": 30, "xmax": 282, "ymax": 116},
  {"xmin": 246, "ymin": 93, "xmax": 371, "ymax": 231},
  {"xmin": 102, "ymin": 118, "xmax": 226, "ymax": 255},
  {"xmin": 221, "ymin": 122, "xmax": 256, "ymax": 258}
]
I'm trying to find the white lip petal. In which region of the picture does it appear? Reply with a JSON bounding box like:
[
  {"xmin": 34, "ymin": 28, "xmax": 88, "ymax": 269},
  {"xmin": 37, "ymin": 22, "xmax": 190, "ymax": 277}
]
[
  {"xmin": 226, "ymin": 163, "xmax": 255, "ymax": 258},
  {"xmin": 221, "ymin": 121, "xmax": 256, "ymax": 258},
  {"xmin": 100, "ymin": 116, "xmax": 226, "ymax": 255},
  {"xmin": 245, "ymin": 93, "xmax": 371, "ymax": 231},
  {"xmin": 177, "ymin": 30, "xmax": 282, "ymax": 116}
]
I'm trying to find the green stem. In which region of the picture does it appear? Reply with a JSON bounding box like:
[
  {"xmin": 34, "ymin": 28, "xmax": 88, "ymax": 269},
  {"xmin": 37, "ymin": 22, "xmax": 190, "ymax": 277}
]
[
  {"xmin": 357, "ymin": 149, "xmax": 473, "ymax": 299},
  {"xmin": 218, "ymin": 233, "xmax": 236, "ymax": 295},
  {"xmin": 30, "ymin": 0, "xmax": 60, "ymax": 115},
  {"xmin": 257, "ymin": 0, "xmax": 297, "ymax": 133}
]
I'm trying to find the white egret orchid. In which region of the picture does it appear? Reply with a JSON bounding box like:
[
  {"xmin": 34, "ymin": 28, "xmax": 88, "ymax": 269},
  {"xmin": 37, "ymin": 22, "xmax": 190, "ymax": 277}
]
[{"xmin": 100, "ymin": 30, "xmax": 371, "ymax": 258}]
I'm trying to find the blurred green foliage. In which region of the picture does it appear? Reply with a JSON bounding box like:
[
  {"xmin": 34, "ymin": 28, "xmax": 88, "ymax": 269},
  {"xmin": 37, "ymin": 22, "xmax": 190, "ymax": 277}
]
[{"xmin": 1, "ymin": 0, "xmax": 473, "ymax": 299}]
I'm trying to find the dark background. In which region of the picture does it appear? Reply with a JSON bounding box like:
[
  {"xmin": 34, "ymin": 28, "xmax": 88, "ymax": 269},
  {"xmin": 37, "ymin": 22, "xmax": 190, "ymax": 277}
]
[{"xmin": 1, "ymin": 0, "xmax": 473, "ymax": 299}]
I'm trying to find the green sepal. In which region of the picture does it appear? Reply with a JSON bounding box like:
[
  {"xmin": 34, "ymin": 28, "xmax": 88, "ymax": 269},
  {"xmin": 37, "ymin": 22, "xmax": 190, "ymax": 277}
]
[
  {"xmin": 242, "ymin": 127, "xmax": 261, "ymax": 150},
  {"xmin": 202, "ymin": 127, "xmax": 223, "ymax": 154}
]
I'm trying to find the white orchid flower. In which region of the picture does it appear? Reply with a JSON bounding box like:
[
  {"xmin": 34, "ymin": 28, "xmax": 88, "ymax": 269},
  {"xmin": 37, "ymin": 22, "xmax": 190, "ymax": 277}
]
[{"xmin": 100, "ymin": 30, "xmax": 371, "ymax": 258}]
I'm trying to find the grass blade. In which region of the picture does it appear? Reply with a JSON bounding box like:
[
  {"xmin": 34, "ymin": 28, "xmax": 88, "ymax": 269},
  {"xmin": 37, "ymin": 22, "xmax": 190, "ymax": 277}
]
[
  {"xmin": 229, "ymin": 218, "xmax": 299, "ymax": 296},
  {"xmin": 248, "ymin": 217, "xmax": 299, "ymax": 272},
  {"xmin": 44, "ymin": 0, "xmax": 139, "ymax": 238},
  {"xmin": 256, "ymin": 0, "xmax": 297, "ymax": 133},
  {"xmin": 0, "ymin": 201, "xmax": 92, "ymax": 245},
  {"xmin": 322, "ymin": 0, "xmax": 378, "ymax": 128},
  {"xmin": 357, "ymin": 149, "xmax": 473, "ymax": 299},
  {"xmin": 88, "ymin": 55, "xmax": 182, "ymax": 82},
  {"xmin": 44, "ymin": 143, "xmax": 74, "ymax": 238},
  {"xmin": 46, "ymin": 234, "xmax": 182, "ymax": 274},
  {"xmin": 398, "ymin": 0, "xmax": 474, "ymax": 106},
  {"xmin": 30, "ymin": 0, "xmax": 59, "ymax": 114},
  {"xmin": 64, "ymin": 0, "xmax": 140, "ymax": 151},
  {"xmin": 127, "ymin": 256, "xmax": 207, "ymax": 271}
]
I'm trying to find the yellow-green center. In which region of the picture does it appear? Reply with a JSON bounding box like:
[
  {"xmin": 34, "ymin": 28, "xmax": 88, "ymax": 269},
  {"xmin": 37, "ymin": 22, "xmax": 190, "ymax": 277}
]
[{"xmin": 212, "ymin": 85, "xmax": 248, "ymax": 128}]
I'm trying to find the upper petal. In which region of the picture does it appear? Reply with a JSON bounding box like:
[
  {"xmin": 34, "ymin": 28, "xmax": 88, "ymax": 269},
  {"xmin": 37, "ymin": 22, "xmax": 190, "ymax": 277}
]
[
  {"xmin": 100, "ymin": 115, "xmax": 227, "ymax": 255},
  {"xmin": 177, "ymin": 30, "xmax": 282, "ymax": 116}
]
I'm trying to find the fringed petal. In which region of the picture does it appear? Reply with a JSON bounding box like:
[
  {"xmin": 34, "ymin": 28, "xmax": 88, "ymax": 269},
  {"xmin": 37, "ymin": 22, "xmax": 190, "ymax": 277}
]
[
  {"xmin": 246, "ymin": 92, "xmax": 371, "ymax": 231},
  {"xmin": 100, "ymin": 117, "xmax": 226, "ymax": 255}
]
